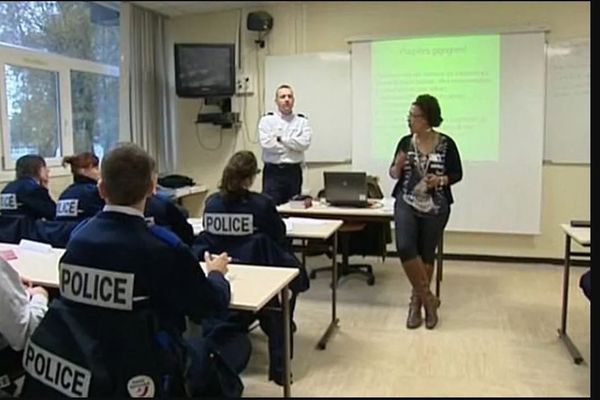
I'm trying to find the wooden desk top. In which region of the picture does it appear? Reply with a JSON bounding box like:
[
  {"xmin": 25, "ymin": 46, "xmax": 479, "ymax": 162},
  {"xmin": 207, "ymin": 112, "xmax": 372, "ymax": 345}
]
[
  {"xmin": 172, "ymin": 184, "xmax": 208, "ymax": 199},
  {"xmin": 200, "ymin": 263, "xmax": 299, "ymax": 312},
  {"xmin": 277, "ymin": 198, "xmax": 394, "ymax": 218},
  {"xmin": 560, "ymin": 224, "xmax": 591, "ymax": 246},
  {"xmin": 1, "ymin": 240, "xmax": 298, "ymax": 313},
  {"xmin": 188, "ymin": 217, "xmax": 344, "ymax": 239}
]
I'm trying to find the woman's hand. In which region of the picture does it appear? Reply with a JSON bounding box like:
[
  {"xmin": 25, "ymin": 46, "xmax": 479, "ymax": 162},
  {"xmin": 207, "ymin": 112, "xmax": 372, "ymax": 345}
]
[
  {"xmin": 425, "ymin": 174, "xmax": 446, "ymax": 189},
  {"xmin": 389, "ymin": 151, "xmax": 407, "ymax": 179}
]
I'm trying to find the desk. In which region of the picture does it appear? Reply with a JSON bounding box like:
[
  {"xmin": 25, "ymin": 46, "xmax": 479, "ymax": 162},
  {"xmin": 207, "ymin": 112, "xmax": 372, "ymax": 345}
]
[
  {"xmin": 202, "ymin": 262, "xmax": 298, "ymax": 397},
  {"xmin": 171, "ymin": 185, "xmax": 208, "ymax": 217},
  {"xmin": 189, "ymin": 217, "xmax": 345, "ymax": 350},
  {"xmin": 285, "ymin": 218, "xmax": 343, "ymax": 350},
  {"xmin": 172, "ymin": 184, "xmax": 208, "ymax": 200},
  {"xmin": 558, "ymin": 224, "xmax": 591, "ymax": 364}
]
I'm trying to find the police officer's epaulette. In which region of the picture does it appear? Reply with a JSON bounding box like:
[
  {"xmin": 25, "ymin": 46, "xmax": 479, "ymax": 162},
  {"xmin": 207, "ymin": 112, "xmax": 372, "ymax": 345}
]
[
  {"xmin": 297, "ymin": 113, "xmax": 307, "ymax": 119},
  {"xmin": 148, "ymin": 224, "xmax": 182, "ymax": 247}
]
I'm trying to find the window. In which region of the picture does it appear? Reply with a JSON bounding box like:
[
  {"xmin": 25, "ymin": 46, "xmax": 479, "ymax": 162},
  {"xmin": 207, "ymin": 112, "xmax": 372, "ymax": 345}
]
[
  {"xmin": 5, "ymin": 64, "xmax": 61, "ymax": 159},
  {"xmin": 0, "ymin": 1, "xmax": 121, "ymax": 175}
]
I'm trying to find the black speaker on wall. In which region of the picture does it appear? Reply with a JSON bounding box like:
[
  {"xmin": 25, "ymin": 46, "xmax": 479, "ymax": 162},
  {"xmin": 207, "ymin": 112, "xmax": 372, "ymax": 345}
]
[{"xmin": 247, "ymin": 11, "xmax": 273, "ymax": 32}]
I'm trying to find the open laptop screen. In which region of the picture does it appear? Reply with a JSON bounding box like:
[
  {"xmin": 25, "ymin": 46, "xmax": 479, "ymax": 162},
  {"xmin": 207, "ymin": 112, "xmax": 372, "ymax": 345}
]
[{"xmin": 324, "ymin": 172, "xmax": 368, "ymax": 207}]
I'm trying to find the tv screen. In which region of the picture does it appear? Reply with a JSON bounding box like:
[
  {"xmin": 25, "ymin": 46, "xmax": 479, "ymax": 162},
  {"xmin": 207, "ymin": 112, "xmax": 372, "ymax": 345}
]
[{"xmin": 174, "ymin": 43, "xmax": 235, "ymax": 98}]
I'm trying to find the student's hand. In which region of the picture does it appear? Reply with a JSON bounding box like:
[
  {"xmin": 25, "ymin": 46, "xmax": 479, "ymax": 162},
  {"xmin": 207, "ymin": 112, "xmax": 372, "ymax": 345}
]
[
  {"xmin": 204, "ymin": 251, "xmax": 229, "ymax": 275},
  {"xmin": 21, "ymin": 275, "xmax": 33, "ymax": 288},
  {"xmin": 27, "ymin": 286, "xmax": 48, "ymax": 299}
]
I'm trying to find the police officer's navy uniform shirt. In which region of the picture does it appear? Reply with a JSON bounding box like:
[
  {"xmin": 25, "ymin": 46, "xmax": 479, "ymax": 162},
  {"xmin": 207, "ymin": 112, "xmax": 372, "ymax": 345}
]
[
  {"xmin": 144, "ymin": 194, "xmax": 194, "ymax": 246},
  {"xmin": 204, "ymin": 191, "xmax": 286, "ymax": 245},
  {"xmin": 0, "ymin": 177, "xmax": 56, "ymax": 220},
  {"xmin": 258, "ymin": 110, "xmax": 312, "ymax": 164},
  {"xmin": 55, "ymin": 174, "xmax": 104, "ymax": 222},
  {"xmin": 60, "ymin": 205, "xmax": 230, "ymax": 333}
]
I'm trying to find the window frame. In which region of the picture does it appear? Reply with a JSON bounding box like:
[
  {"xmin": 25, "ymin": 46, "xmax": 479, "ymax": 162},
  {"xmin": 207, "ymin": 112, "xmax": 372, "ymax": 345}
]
[{"xmin": 0, "ymin": 41, "xmax": 121, "ymax": 182}]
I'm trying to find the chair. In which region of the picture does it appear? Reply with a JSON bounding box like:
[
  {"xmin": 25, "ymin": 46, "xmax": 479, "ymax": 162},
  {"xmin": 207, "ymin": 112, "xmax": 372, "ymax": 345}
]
[
  {"xmin": 0, "ymin": 347, "xmax": 25, "ymax": 397},
  {"xmin": 21, "ymin": 298, "xmax": 188, "ymax": 397},
  {"xmin": 580, "ymin": 269, "xmax": 591, "ymax": 301}
]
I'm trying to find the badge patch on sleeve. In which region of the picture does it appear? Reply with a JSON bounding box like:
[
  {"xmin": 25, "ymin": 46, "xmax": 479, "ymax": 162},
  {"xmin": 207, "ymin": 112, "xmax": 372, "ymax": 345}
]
[{"xmin": 127, "ymin": 375, "xmax": 155, "ymax": 397}]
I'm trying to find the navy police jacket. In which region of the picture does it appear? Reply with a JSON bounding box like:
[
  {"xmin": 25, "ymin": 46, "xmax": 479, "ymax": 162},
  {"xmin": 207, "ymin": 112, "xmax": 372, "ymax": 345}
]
[
  {"xmin": 55, "ymin": 175, "xmax": 104, "ymax": 222},
  {"xmin": 0, "ymin": 177, "xmax": 56, "ymax": 220},
  {"xmin": 145, "ymin": 194, "xmax": 194, "ymax": 246},
  {"xmin": 21, "ymin": 207, "xmax": 230, "ymax": 397},
  {"xmin": 203, "ymin": 191, "xmax": 286, "ymax": 246}
]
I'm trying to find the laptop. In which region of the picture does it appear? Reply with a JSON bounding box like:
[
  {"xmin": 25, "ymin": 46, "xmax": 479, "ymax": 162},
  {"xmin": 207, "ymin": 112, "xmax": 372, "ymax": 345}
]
[{"xmin": 324, "ymin": 172, "xmax": 369, "ymax": 207}]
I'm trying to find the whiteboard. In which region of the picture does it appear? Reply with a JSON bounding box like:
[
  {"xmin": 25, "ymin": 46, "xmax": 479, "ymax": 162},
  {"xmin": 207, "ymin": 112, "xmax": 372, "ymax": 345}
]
[
  {"xmin": 265, "ymin": 52, "xmax": 352, "ymax": 162},
  {"xmin": 544, "ymin": 38, "xmax": 590, "ymax": 164}
]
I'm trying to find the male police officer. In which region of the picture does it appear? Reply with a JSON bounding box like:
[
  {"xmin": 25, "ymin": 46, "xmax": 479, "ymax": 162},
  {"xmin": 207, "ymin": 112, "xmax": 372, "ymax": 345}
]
[{"xmin": 258, "ymin": 84, "xmax": 312, "ymax": 205}]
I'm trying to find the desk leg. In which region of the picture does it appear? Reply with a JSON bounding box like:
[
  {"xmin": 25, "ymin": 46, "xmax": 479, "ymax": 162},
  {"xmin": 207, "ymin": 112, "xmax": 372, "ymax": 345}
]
[
  {"xmin": 282, "ymin": 286, "xmax": 292, "ymax": 397},
  {"xmin": 317, "ymin": 231, "xmax": 339, "ymax": 350},
  {"xmin": 435, "ymin": 234, "xmax": 444, "ymax": 298},
  {"xmin": 557, "ymin": 235, "xmax": 584, "ymax": 364},
  {"xmin": 301, "ymin": 239, "xmax": 307, "ymax": 270}
]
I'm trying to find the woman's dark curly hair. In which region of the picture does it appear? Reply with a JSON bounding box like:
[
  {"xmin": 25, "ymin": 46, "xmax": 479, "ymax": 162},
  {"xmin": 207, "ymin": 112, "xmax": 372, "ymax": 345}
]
[
  {"xmin": 219, "ymin": 151, "xmax": 260, "ymax": 202},
  {"xmin": 413, "ymin": 94, "xmax": 443, "ymax": 128}
]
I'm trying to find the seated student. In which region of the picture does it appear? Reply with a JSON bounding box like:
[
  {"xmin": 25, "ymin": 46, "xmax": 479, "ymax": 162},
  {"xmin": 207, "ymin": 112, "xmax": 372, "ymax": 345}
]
[
  {"xmin": 0, "ymin": 155, "xmax": 56, "ymax": 220},
  {"xmin": 55, "ymin": 152, "xmax": 104, "ymax": 222},
  {"xmin": 203, "ymin": 150, "xmax": 286, "ymax": 246},
  {"xmin": 0, "ymin": 258, "xmax": 49, "ymax": 396},
  {"xmin": 21, "ymin": 144, "xmax": 246, "ymax": 397},
  {"xmin": 198, "ymin": 150, "xmax": 308, "ymax": 386},
  {"xmin": 145, "ymin": 191, "xmax": 194, "ymax": 246}
]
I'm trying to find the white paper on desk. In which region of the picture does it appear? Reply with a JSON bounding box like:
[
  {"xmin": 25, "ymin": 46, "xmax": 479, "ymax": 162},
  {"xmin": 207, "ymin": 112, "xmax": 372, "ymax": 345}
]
[
  {"xmin": 284, "ymin": 219, "xmax": 294, "ymax": 232},
  {"xmin": 19, "ymin": 239, "xmax": 52, "ymax": 254}
]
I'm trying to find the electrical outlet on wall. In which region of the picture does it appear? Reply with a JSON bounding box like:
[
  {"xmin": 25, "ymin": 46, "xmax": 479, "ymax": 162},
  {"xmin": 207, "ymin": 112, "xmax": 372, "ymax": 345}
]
[{"xmin": 235, "ymin": 73, "xmax": 253, "ymax": 95}]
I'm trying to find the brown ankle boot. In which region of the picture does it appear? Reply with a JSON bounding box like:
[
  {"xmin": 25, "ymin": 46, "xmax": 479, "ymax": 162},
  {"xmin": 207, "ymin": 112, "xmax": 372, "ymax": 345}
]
[
  {"xmin": 406, "ymin": 291, "xmax": 422, "ymax": 329},
  {"xmin": 423, "ymin": 292, "xmax": 441, "ymax": 329}
]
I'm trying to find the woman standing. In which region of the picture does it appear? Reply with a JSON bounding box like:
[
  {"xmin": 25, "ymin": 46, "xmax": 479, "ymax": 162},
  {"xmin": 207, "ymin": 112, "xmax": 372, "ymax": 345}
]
[{"xmin": 389, "ymin": 94, "xmax": 463, "ymax": 329}]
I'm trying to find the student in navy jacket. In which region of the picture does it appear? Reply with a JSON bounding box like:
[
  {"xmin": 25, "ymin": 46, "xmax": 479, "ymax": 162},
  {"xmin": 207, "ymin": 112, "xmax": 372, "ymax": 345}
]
[
  {"xmin": 198, "ymin": 150, "xmax": 306, "ymax": 386},
  {"xmin": 55, "ymin": 152, "xmax": 104, "ymax": 222},
  {"xmin": 0, "ymin": 155, "xmax": 55, "ymax": 220},
  {"xmin": 145, "ymin": 192, "xmax": 194, "ymax": 246},
  {"xmin": 21, "ymin": 144, "xmax": 238, "ymax": 397}
]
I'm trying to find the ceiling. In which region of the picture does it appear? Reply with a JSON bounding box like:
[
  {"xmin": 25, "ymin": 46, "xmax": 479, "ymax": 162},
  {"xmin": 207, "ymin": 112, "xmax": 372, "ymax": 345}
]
[{"xmin": 129, "ymin": 1, "xmax": 275, "ymax": 17}]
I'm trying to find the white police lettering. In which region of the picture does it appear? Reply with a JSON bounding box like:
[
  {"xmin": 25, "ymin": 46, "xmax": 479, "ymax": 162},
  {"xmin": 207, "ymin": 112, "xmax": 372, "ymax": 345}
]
[
  {"xmin": 23, "ymin": 340, "xmax": 91, "ymax": 397},
  {"xmin": 60, "ymin": 263, "xmax": 135, "ymax": 310},
  {"xmin": 56, "ymin": 199, "xmax": 79, "ymax": 217},
  {"xmin": 0, "ymin": 194, "xmax": 17, "ymax": 210},
  {"xmin": 127, "ymin": 375, "xmax": 155, "ymax": 397},
  {"xmin": 204, "ymin": 213, "xmax": 253, "ymax": 236}
]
